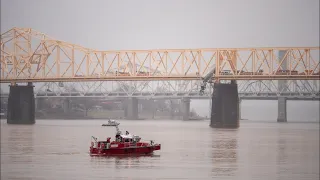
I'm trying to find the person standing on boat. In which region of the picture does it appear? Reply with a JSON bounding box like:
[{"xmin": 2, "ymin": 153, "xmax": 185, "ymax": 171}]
[{"xmin": 115, "ymin": 134, "xmax": 120, "ymax": 142}]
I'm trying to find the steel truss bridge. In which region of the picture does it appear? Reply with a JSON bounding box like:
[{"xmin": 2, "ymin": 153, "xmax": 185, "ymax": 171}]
[
  {"xmin": 0, "ymin": 27, "xmax": 319, "ymax": 101},
  {"xmin": 0, "ymin": 80, "xmax": 319, "ymax": 101},
  {"xmin": 1, "ymin": 28, "xmax": 320, "ymax": 84}
]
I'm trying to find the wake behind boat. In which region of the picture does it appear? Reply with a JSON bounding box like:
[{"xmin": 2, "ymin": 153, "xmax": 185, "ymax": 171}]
[
  {"xmin": 102, "ymin": 119, "xmax": 120, "ymax": 126},
  {"xmin": 91, "ymin": 120, "xmax": 161, "ymax": 156}
]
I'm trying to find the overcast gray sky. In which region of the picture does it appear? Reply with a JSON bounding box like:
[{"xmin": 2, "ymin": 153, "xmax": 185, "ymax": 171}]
[
  {"xmin": 1, "ymin": 0, "xmax": 319, "ymax": 120},
  {"xmin": 2, "ymin": 0, "xmax": 319, "ymax": 49}
]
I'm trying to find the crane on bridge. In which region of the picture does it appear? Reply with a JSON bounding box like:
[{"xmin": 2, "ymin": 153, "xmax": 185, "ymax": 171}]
[{"xmin": 200, "ymin": 65, "xmax": 215, "ymax": 95}]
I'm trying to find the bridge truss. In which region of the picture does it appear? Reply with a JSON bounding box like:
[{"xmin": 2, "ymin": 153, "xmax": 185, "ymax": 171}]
[
  {"xmin": 1, "ymin": 79, "xmax": 318, "ymax": 100},
  {"xmin": 1, "ymin": 27, "xmax": 320, "ymax": 83}
]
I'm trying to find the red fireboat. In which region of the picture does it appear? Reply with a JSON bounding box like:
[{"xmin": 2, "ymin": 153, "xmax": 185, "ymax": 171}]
[{"xmin": 89, "ymin": 120, "xmax": 161, "ymax": 156}]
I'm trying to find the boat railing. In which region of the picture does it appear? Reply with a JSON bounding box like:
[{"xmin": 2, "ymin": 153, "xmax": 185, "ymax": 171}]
[{"xmin": 139, "ymin": 139, "xmax": 156, "ymax": 146}]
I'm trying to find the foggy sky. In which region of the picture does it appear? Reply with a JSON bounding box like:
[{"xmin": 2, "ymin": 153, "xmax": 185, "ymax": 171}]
[{"xmin": 2, "ymin": 0, "xmax": 319, "ymax": 49}]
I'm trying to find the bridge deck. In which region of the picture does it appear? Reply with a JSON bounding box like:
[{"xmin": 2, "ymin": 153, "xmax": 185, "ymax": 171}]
[
  {"xmin": 1, "ymin": 75, "xmax": 319, "ymax": 83},
  {"xmin": 1, "ymin": 92, "xmax": 319, "ymax": 100}
]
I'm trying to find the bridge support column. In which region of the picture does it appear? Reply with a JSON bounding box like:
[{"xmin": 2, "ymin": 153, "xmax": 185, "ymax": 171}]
[
  {"xmin": 125, "ymin": 97, "xmax": 139, "ymax": 120},
  {"xmin": 277, "ymin": 97, "xmax": 287, "ymax": 122},
  {"xmin": 123, "ymin": 99, "xmax": 128, "ymax": 118},
  {"xmin": 181, "ymin": 98, "xmax": 190, "ymax": 120},
  {"xmin": 36, "ymin": 98, "xmax": 46, "ymax": 110},
  {"xmin": 170, "ymin": 100, "xmax": 175, "ymax": 119},
  {"xmin": 35, "ymin": 98, "xmax": 38, "ymax": 110},
  {"xmin": 239, "ymin": 98, "xmax": 242, "ymax": 120},
  {"xmin": 210, "ymin": 82, "xmax": 239, "ymax": 128},
  {"xmin": 151, "ymin": 99, "xmax": 156, "ymax": 119},
  {"xmin": 7, "ymin": 83, "xmax": 35, "ymax": 124},
  {"xmin": 63, "ymin": 98, "xmax": 71, "ymax": 113}
]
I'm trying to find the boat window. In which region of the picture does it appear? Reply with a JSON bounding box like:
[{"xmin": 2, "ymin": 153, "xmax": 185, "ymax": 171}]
[{"xmin": 125, "ymin": 138, "xmax": 130, "ymax": 142}]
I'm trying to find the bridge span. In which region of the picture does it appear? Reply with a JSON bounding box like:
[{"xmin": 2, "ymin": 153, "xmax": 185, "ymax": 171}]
[
  {"xmin": 1, "ymin": 28, "xmax": 319, "ymax": 83},
  {"xmin": 1, "ymin": 27, "xmax": 319, "ymax": 127}
]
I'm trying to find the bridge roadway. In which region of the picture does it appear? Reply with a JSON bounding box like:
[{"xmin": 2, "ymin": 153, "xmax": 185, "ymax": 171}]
[{"xmin": 1, "ymin": 91, "xmax": 319, "ymax": 101}]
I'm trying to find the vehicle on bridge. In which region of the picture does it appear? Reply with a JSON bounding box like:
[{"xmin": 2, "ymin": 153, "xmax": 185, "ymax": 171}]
[
  {"xmin": 116, "ymin": 71, "xmax": 130, "ymax": 76},
  {"xmin": 220, "ymin": 70, "xmax": 232, "ymax": 75},
  {"xmin": 254, "ymin": 69, "xmax": 264, "ymax": 75},
  {"xmin": 237, "ymin": 71, "xmax": 254, "ymax": 75},
  {"xmin": 299, "ymin": 70, "xmax": 318, "ymax": 75},
  {"xmin": 136, "ymin": 71, "xmax": 150, "ymax": 76},
  {"xmin": 275, "ymin": 70, "xmax": 299, "ymax": 75},
  {"xmin": 90, "ymin": 121, "xmax": 161, "ymax": 156}
]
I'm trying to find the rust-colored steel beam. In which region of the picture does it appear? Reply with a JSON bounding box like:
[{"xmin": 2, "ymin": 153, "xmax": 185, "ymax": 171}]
[{"xmin": 1, "ymin": 27, "xmax": 319, "ymax": 83}]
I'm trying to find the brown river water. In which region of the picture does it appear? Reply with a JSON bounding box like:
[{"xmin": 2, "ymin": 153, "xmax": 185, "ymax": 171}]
[{"xmin": 1, "ymin": 119, "xmax": 319, "ymax": 180}]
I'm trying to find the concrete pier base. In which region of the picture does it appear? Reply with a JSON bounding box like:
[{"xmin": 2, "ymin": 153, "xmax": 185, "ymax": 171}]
[
  {"xmin": 210, "ymin": 82, "xmax": 239, "ymax": 128},
  {"xmin": 125, "ymin": 97, "xmax": 139, "ymax": 120},
  {"xmin": 7, "ymin": 83, "xmax": 35, "ymax": 124},
  {"xmin": 277, "ymin": 97, "xmax": 287, "ymax": 122}
]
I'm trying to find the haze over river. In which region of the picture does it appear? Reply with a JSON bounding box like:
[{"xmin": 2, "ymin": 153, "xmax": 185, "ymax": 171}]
[{"xmin": 1, "ymin": 119, "xmax": 319, "ymax": 180}]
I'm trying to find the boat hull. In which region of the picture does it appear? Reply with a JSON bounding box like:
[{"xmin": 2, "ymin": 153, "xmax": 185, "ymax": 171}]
[{"xmin": 90, "ymin": 144, "xmax": 161, "ymax": 156}]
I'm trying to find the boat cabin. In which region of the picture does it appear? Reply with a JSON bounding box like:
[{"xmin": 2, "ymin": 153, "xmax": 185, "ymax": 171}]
[{"xmin": 115, "ymin": 133, "xmax": 141, "ymax": 143}]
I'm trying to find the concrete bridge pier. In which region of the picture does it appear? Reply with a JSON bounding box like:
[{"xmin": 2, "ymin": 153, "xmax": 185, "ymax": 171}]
[
  {"xmin": 7, "ymin": 82, "xmax": 35, "ymax": 124},
  {"xmin": 170, "ymin": 100, "xmax": 175, "ymax": 119},
  {"xmin": 151, "ymin": 99, "xmax": 156, "ymax": 119},
  {"xmin": 181, "ymin": 98, "xmax": 190, "ymax": 120},
  {"xmin": 210, "ymin": 81, "xmax": 239, "ymax": 128},
  {"xmin": 277, "ymin": 97, "xmax": 287, "ymax": 122},
  {"xmin": 63, "ymin": 98, "xmax": 71, "ymax": 113},
  {"xmin": 35, "ymin": 98, "xmax": 46, "ymax": 110},
  {"xmin": 239, "ymin": 98, "xmax": 242, "ymax": 120},
  {"xmin": 277, "ymin": 50, "xmax": 288, "ymax": 123},
  {"xmin": 124, "ymin": 97, "xmax": 139, "ymax": 120}
]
